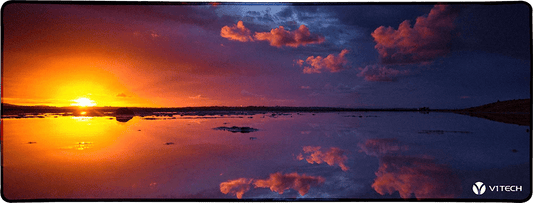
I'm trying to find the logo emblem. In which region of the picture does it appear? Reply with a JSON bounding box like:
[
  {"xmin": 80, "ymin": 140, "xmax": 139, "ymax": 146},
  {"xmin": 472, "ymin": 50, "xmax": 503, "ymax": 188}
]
[{"xmin": 473, "ymin": 182, "xmax": 486, "ymax": 195}]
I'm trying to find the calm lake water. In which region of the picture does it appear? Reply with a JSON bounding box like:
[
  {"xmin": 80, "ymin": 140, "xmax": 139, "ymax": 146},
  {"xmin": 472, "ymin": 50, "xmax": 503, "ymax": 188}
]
[{"xmin": 2, "ymin": 112, "xmax": 530, "ymax": 200}]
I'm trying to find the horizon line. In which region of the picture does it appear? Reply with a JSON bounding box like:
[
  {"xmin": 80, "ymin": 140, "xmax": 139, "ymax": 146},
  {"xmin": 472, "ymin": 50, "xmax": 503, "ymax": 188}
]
[
  {"xmin": 1, "ymin": 102, "xmax": 435, "ymax": 109},
  {"xmin": 2, "ymin": 98, "xmax": 530, "ymax": 110}
]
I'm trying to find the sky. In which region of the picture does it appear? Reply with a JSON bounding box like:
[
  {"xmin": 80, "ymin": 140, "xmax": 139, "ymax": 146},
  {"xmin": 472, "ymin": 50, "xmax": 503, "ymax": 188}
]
[{"xmin": 2, "ymin": 2, "xmax": 530, "ymax": 108}]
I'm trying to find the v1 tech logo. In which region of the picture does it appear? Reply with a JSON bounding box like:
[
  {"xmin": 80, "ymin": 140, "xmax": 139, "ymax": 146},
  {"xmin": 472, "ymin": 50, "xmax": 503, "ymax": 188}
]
[
  {"xmin": 472, "ymin": 181, "xmax": 523, "ymax": 195},
  {"xmin": 473, "ymin": 182, "xmax": 486, "ymax": 195}
]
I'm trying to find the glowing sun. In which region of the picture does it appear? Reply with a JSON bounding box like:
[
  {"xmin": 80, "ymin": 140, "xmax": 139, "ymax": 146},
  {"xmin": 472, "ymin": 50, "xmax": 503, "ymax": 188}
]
[{"xmin": 71, "ymin": 98, "xmax": 97, "ymax": 107}]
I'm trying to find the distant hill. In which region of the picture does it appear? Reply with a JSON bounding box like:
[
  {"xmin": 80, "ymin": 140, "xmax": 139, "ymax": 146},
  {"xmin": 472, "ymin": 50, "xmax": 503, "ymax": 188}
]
[
  {"xmin": 461, "ymin": 99, "xmax": 530, "ymax": 113},
  {"xmin": 456, "ymin": 99, "xmax": 531, "ymax": 126}
]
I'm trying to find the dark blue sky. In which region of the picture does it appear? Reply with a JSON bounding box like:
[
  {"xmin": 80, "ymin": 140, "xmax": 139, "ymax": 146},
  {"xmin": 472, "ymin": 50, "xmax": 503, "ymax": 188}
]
[{"xmin": 2, "ymin": 2, "xmax": 530, "ymax": 108}]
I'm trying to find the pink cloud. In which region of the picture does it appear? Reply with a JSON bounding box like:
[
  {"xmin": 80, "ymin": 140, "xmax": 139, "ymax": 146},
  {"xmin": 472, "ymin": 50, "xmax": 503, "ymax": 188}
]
[
  {"xmin": 358, "ymin": 138, "xmax": 408, "ymax": 157},
  {"xmin": 253, "ymin": 172, "xmax": 325, "ymax": 196},
  {"xmin": 188, "ymin": 95, "xmax": 202, "ymax": 99},
  {"xmin": 300, "ymin": 49, "xmax": 350, "ymax": 74},
  {"xmin": 372, "ymin": 155, "xmax": 461, "ymax": 199},
  {"xmin": 371, "ymin": 4, "xmax": 459, "ymax": 65},
  {"xmin": 220, "ymin": 178, "xmax": 254, "ymax": 199},
  {"xmin": 221, "ymin": 21, "xmax": 253, "ymax": 42},
  {"xmin": 296, "ymin": 59, "xmax": 305, "ymax": 66},
  {"xmin": 254, "ymin": 25, "xmax": 325, "ymax": 48},
  {"xmin": 297, "ymin": 146, "xmax": 349, "ymax": 171},
  {"xmin": 357, "ymin": 65, "xmax": 408, "ymax": 82},
  {"xmin": 303, "ymin": 66, "xmax": 322, "ymax": 74}
]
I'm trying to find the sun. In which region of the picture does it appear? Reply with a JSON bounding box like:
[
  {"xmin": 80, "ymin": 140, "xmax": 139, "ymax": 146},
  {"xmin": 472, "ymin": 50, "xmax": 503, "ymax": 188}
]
[{"xmin": 71, "ymin": 98, "xmax": 97, "ymax": 107}]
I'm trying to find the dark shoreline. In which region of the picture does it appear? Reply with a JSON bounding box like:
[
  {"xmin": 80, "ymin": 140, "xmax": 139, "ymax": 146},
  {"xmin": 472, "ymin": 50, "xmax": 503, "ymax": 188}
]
[
  {"xmin": 2, "ymin": 99, "xmax": 530, "ymax": 126},
  {"xmin": 449, "ymin": 99, "xmax": 531, "ymax": 126},
  {"xmin": 0, "ymin": 103, "xmax": 434, "ymax": 116},
  {"xmin": 455, "ymin": 112, "xmax": 530, "ymax": 126}
]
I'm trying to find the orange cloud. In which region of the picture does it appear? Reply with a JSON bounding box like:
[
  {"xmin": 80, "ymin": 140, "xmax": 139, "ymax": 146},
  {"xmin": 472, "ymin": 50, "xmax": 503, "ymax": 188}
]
[
  {"xmin": 221, "ymin": 21, "xmax": 253, "ymax": 42},
  {"xmin": 372, "ymin": 155, "xmax": 461, "ymax": 199},
  {"xmin": 303, "ymin": 66, "xmax": 322, "ymax": 74},
  {"xmin": 220, "ymin": 178, "xmax": 254, "ymax": 199},
  {"xmin": 253, "ymin": 172, "xmax": 325, "ymax": 196},
  {"xmin": 254, "ymin": 25, "xmax": 325, "ymax": 48},
  {"xmin": 297, "ymin": 146, "xmax": 349, "ymax": 171},
  {"xmin": 301, "ymin": 49, "xmax": 350, "ymax": 74},
  {"xmin": 371, "ymin": 5, "xmax": 459, "ymax": 65},
  {"xmin": 188, "ymin": 94, "xmax": 202, "ymax": 99},
  {"xmin": 296, "ymin": 59, "xmax": 304, "ymax": 66},
  {"xmin": 357, "ymin": 65, "xmax": 409, "ymax": 82},
  {"xmin": 358, "ymin": 138, "xmax": 408, "ymax": 157}
]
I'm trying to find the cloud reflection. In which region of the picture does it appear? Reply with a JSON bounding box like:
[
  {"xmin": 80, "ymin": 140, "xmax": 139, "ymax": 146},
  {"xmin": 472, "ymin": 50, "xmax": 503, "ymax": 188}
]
[
  {"xmin": 358, "ymin": 138, "xmax": 408, "ymax": 156},
  {"xmin": 220, "ymin": 178, "xmax": 254, "ymax": 199},
  {"xmin": 359, "ymin": 138, "xmax": 460, "ymax": 199},
  {"xmin": 372, "ymin": 155, "xmax": 461, "ymax": 199},
  {"xmin": 297, "ymin": 146, "xmax": 349, "ymax": 171},
  {"xmin": 220, "ymin": 172, "xmax": 325, "ymax": 199},
  {"xmin": 254, "ymin": 172, "xmax": 325, "ymax": 196}
]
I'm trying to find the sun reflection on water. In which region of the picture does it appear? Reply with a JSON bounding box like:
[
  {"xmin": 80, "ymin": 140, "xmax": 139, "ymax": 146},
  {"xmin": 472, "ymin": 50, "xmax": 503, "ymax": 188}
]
[
  {"xmin": 76, "ymin": 142, "xmax": 93, "ymax": 150},
  {"xmin": 71, "ymin": 116, "xmax": 92, "ymax": 121},
  {"xmin": 60, "ymin": 142, "xmax": 94, "ymax": 150}
]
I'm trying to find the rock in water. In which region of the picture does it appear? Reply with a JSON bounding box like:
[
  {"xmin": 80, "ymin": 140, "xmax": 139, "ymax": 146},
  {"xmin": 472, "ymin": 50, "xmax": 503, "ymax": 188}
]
[
  {"xmin": 115, "ymin": 108, "xmax": 134, "ymax": 122},
  {"xmin": 213, "ymin": 126, "xmax": 259, "ymax": 133}
]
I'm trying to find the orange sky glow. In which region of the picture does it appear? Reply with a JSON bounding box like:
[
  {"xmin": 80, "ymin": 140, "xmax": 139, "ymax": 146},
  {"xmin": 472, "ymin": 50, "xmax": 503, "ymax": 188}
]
[
  {"xmin": 2, "ymin": 3, "xmax": 530, "ymax": 108},
  {"xmin": 2, "ymin": 3, "xmax": 299, "ymax": 107}
]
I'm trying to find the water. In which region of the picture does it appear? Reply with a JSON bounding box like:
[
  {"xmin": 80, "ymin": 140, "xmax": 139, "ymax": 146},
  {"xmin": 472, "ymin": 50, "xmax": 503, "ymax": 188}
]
[{"xmin": 2, "ymin": 112, "xmax": 530, "ymax": 200}]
